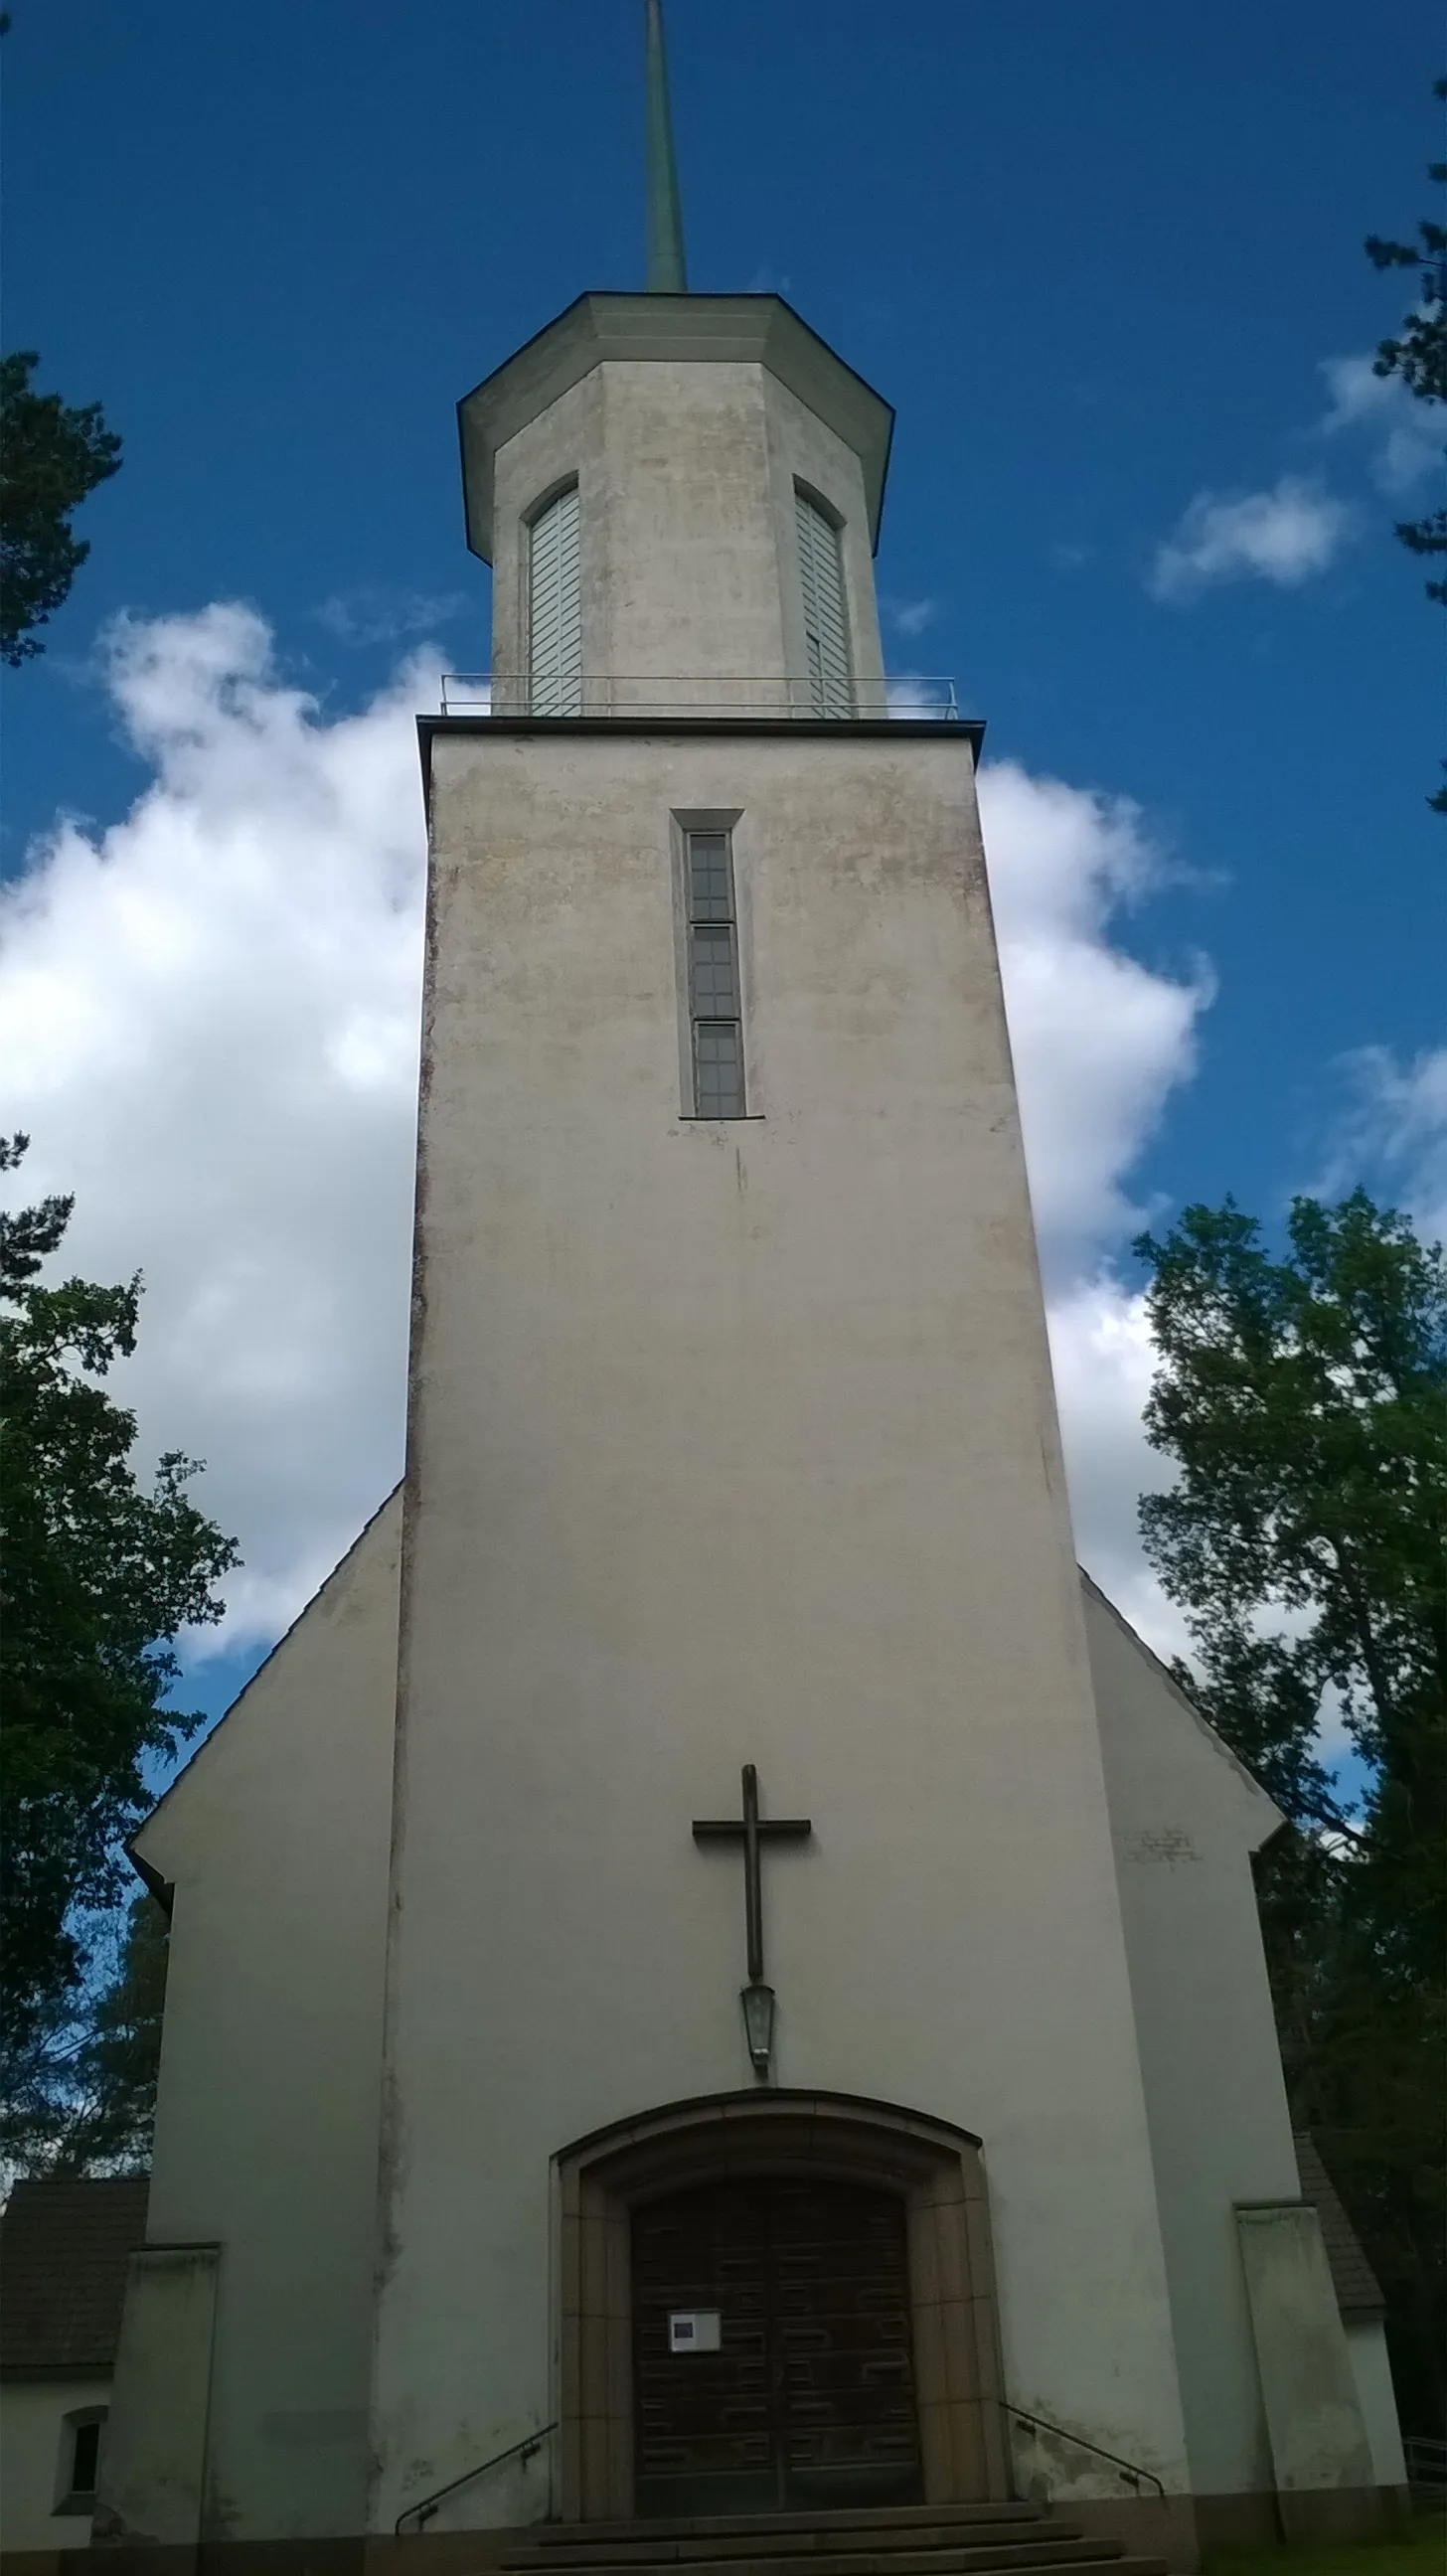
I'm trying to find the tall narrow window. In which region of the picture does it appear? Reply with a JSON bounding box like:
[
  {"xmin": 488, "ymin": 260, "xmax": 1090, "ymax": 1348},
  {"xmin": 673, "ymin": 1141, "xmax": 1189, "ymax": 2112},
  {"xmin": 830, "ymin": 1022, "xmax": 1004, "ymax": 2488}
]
[
  {"xmin": 686, "ymin": 830, "xmax": 745, "ymax": 1117},
  {"xmin": 528, "ymin": 482, "xmax": 581, "ymax": 714},
  {"xmin": 795, "ymin": 488, "xmax": 853, "ymax": 717}
]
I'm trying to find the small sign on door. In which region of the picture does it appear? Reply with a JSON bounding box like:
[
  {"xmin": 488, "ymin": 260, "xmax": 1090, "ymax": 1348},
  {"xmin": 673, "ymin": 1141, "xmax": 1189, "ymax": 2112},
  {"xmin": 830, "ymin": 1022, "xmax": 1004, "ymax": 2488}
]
[{"xmin": 668, "ymin": 2309, "xmax": 722, "ymax": 2352}]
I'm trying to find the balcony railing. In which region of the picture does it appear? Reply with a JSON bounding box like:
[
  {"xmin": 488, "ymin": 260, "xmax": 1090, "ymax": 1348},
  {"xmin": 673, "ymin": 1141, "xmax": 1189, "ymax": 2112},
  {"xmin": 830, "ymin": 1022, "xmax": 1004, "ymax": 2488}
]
[{"xmin": 438, "ymin": 674, "xmax": 961, "ymax": 721}]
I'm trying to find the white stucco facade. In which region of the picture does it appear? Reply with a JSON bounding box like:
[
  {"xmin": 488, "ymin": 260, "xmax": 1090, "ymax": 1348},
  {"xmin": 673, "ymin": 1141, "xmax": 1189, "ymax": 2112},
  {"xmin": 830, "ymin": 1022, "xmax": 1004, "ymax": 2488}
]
[
  {"xmin": 111, "ymin": 1520, "xmax": 1398, "ymax": 2549},
  {"xmin": 87, "ymin": 291, "xmax": 1402, "ymax": 2564},
  {"xmin": 0, "ymin": 2379, "xmax": 109, "ymax": 2554},
  {"xmin": 112, "ymin": 1516, "xmax": 1395, "ymax": 2550},
  {"xmin": 1345, "ymin": 2321, "xmax": 1408, "ymax": 2494},
  {"xmin": 1083, "ymin": 1580, "xmax": 1293, "ymax": 2505},
  {"xmin": 1234, "ymin": 2203, "xmax": 1375, "ymax": 2521},
  {"xmin": 126, "ymin": 1494, "xmax": 402, "ymax": 2543},
  {"xmin": 374, "ymin": 712, "xmax": 1192, "ymax": 2523},
  {"xmin": 93, "ymin": 2248, "xmax": 220, "ymax": 2549}
]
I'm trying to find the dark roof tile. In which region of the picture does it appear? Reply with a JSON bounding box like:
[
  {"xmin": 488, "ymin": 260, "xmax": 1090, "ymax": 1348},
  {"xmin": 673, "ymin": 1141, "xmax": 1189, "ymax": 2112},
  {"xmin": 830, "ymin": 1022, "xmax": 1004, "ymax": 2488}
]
[
  {"xmin": 1294, "ymin": 2132, "xmax": 1385, "ymax": 2318},
  {"xmin": 0, "ymin": 2175, "xmax": 149, "ymax": 2373}
]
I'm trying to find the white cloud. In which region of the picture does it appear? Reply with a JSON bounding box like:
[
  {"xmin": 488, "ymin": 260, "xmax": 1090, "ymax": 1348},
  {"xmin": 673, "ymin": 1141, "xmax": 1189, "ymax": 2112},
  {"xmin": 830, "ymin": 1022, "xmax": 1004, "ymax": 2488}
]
[
  {"xmin": 1045, "ymin": 1275, "xmax": 1190, "ymax": 1663},
  {"xmin": 0, "ymin": 614, "xmax": 1208, "ymax": 1669},
  {"xmin": 1149, "ymin": 474, "xmax": 1352, "ymax": 602},
  {"xmin": 0, "ymin": 606, "xmax": 431, "ymax": 1645},
  {"xmin": 978, "ymin": 763, "xmax": 1208, "ymax": 1276},
  {"xmin": 1318, "ymin": 352, "xmax": 1443, "ymax": 497},
  {"xmin": 882, "ymin": 595, "xmax": 941, "ymax": 638},
  {"xmin": 314, "ymin": 584, "xmax": 467, "ymax": 647},
  {"xmin": 1313, "ymin": 1044, "xmax": 1447, "ymax": 1248},
  {"xmin": 978, "ymin": 764, "xmax": 1209, "ymax": 1664}
]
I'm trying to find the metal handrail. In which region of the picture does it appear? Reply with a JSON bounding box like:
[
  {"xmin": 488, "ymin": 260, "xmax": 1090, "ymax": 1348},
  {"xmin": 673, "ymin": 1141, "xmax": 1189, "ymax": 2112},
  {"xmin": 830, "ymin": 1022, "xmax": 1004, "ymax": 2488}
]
[
  {"xmin": 439, "ymin": 673, "xmax": 961, "ymax": 721},
  {"xmin": 392, "ymin": 2395, "xmax": 1163, "ymax": 2528},
  {"xmin": 394, "ymin": 2420, "xmax": 558, "ymax": 2535},
  {"xmin": 1002, "ymin": 2402, "xmax": 1167, "ymax": 2500},
  {"xmin": 1405, "ymin": 2434, "xmax": 1447, "ymax": 2490}
]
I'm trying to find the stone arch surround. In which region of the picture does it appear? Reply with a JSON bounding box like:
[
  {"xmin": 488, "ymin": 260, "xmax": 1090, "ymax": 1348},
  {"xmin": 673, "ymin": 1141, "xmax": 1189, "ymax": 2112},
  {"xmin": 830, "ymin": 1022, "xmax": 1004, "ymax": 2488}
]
[{"xmin": 555, "ymin": 2091, "xmax": 1009, "ymax": 2522}]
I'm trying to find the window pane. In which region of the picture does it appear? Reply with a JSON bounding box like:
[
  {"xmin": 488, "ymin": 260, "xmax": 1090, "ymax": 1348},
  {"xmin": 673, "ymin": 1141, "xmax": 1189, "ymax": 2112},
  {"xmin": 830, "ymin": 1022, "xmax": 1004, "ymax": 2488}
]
[
  {"xmin": 695, "ymin": 1023, "xmax": 744, "ymax": 1118},
  {"xmin": 688, "ymin": 833, "xmax": 732, "ymax": 920},
  {"xmin": 72, "ymin": 2421, "xmax": 101, "ymax": 2496},
  {"xmin": 690, "ymin": 926, "xmax": 738, "ymax": 1015},
  {"xmin": 683, "ymin": 828, "xmax": 744, "ymax": 1117}
]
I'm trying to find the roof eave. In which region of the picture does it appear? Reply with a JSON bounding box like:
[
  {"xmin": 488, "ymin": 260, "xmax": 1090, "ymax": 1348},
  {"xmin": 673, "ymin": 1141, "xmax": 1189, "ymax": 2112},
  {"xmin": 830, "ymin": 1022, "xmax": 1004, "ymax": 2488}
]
[{"xmin": 458, "ymin": 291, "xmax": 895, "ymax": 564}]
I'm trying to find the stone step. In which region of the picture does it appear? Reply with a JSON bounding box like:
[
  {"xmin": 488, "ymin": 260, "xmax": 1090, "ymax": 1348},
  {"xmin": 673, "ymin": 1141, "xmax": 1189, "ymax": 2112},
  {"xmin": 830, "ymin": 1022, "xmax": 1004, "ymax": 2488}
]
[
  {"xmin": 500, "ymin": 2556, "xmax": 1167, "ymax": 2576},
  {"xmin": 500, "ymin": 2542, "xmax": 1155, "ymax": 2576},
  {"xmin": 504, "ymin": 2525, "xmax": 1047, "ymax": 2566},
  {"xmin": 504, "ymin": 2532, "xmax": 1065, "ymax": 2570},
  {"xmin": 514, "ymin": 2505, "xmax": 1050, "ymax": 2550}
]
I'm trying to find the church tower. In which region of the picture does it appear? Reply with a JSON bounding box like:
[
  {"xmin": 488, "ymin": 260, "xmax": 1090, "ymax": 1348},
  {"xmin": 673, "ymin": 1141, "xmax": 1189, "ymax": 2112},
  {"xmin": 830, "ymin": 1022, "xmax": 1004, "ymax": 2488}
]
[
  {"xmin": 370, "ymin": 2, "xmax": 1191, "ymax": 2539},
  {"xmin": 83, "ymin": 13, "xmax": 1404, "ymax": 2565}
]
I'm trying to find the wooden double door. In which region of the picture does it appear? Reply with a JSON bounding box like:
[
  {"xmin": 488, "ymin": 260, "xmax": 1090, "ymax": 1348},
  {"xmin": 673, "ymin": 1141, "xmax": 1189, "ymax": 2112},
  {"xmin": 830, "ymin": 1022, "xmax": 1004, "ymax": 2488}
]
[{"xmin": 632, "ymin": 2175, "xmax": 923, "ymax": 2518}]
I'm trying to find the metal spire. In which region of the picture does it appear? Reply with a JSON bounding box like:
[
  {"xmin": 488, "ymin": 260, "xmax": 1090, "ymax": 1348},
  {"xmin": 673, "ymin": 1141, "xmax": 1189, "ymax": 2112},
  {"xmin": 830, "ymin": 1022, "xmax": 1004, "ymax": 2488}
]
[{"xmin": 644, "ymin": 0, "xmax": 688, "ymax": 291}]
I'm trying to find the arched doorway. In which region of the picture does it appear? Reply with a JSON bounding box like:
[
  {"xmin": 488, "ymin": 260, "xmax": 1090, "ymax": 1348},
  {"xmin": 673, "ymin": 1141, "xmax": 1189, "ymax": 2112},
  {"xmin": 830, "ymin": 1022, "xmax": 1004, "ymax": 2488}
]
[{"xmin": 555, "ymin": 2092, "xmax": 1007, "ymax": 2522}]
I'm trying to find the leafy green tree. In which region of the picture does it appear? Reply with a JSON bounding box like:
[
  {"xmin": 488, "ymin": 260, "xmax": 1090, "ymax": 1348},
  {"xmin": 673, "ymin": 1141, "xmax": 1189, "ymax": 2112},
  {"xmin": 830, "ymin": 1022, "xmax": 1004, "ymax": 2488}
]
[
  {"xmin": 0, "ymin": 1137, "xmax": 238, "ymax": 2057},
  {"xmin": 1138, "ymin": 1192, "xmax": 1446, "ymax": 1803},
  {"xmin": 1365, "ymin": 77, "xmax": 1446, "ymax": 808},
  {"xmin": 1, "ymin": 1894, "xmax": 168, "ymax": 2176},
  {"xmin": 0, "ymin": 351, "xmax": 121, "ymax": 665},
  {"xmin": 1135, "ymin": 1190, "xmax": 1447, "ymax": 2431},
  {"xmin": 83, "ymin": 1891, "xmax": 169, "ymax": 2158}
]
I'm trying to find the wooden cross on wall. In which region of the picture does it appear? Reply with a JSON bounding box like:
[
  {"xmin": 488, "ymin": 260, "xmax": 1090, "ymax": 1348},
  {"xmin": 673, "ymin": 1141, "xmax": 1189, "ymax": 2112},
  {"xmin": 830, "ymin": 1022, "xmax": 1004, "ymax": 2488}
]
[{"xmin": 693, "ymin": 1763, "xmax": 812, "ymax": 1989}]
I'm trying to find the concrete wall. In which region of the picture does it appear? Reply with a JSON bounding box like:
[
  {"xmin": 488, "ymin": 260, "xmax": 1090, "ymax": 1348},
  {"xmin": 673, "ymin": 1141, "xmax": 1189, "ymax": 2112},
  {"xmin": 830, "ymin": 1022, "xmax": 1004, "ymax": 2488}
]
[
  {"xmin": 1345, "ymin": 2320, "xmax": 1407, "ymax": 2493},
  {"xmin": 126, "ymin": 1494, "xmax": 402, "ymax": 2542},
  {"xmin": 1235, "ymin": 2203, "xmax": 1373, "ymax": 2524},
  {"xmin": 93, "ymin": 2248, "xmax": 219, "ymax": 2546},
  {"xmin": 0, "ymin": 2378, "xmax": 109, "ymax": 2552},
  {"xmin": 373, "ymin": 723, "xmax": 1191, "ymax": 2528},
  {"xmin": 489, "ymin": 359, "xmax": 884, "ymax": 701},
  {"xmin": 1085, "ymin": 1580, "xmax": 1298, "ymax": 2505}
]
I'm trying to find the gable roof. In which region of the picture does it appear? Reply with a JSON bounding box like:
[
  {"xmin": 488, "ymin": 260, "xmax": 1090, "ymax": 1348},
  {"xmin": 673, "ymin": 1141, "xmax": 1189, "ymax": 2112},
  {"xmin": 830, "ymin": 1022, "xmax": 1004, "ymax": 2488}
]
[
  {"xmin": 1080, "ymin": 1565, "xmax": 1285, "ymax": 1848},
  {"xmin": 0, "ymin": 2174, "xmax": 149, "ymax": 2375},
  {"xmin": 130, "ymin": 1483, "xmax": 404, "ymax": 1887},
  {"xmin": 1294, "ymin": 2133, "xmax": 1385, "ymax": 2319}
]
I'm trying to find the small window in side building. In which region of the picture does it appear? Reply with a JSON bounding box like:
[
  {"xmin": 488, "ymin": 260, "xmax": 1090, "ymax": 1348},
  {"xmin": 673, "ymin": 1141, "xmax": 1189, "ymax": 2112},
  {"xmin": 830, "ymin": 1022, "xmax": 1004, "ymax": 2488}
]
[
  {"xmin": 686, "ymin": 830, "xmax": 745, "ymax": 1118},
  {"xmin": 56, "ymin": 2407, "xmax": 106, "ymax": 2512}
]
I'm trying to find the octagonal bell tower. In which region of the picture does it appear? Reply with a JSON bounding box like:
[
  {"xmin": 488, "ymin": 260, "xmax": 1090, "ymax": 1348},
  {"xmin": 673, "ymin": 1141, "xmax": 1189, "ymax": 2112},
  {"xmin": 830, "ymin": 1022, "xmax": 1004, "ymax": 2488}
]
[{"xmin": 459, "ymin": 292, "xmax": 891, "ymax": 718}]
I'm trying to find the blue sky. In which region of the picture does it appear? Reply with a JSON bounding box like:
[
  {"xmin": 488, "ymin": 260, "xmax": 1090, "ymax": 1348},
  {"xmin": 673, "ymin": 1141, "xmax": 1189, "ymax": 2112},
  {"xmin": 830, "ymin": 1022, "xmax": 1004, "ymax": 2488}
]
[
  {"xmin": 8, "ymin": 0, "xmax": 1442, "ymax": 1199},
  {"xmin": 2, "ymin": 0, "xmax": 1443, "ymax": 1749}
]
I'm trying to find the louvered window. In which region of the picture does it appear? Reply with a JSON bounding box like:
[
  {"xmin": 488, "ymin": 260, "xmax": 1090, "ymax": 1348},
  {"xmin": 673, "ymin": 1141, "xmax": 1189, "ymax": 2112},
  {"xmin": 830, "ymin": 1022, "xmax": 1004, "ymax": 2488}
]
[
  {"xmin": 795, "ymin": 489, "xmax": 853, "ymax": 717},
  {"xmin": 528, "ymin": 482, "xmax": 581, "ymax": 715},
  {"xmin": 686, "ymin": 831, "xmax": 745, "ymax": 1118}
]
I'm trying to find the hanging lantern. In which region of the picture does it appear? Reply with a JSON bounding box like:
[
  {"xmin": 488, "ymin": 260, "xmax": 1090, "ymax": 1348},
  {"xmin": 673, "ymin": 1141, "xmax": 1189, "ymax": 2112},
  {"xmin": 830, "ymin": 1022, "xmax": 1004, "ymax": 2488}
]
[{"xmin": 740, "ymin": 1980, "xmax": 775, "ymax": 2077}]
